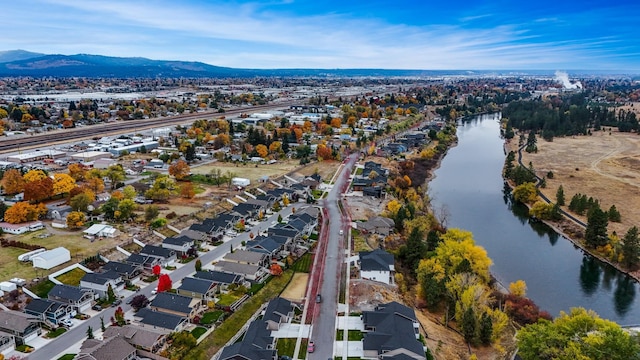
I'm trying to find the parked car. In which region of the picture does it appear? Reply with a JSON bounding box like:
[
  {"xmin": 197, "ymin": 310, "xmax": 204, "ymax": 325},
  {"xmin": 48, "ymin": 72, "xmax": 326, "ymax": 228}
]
[
  {"xmin": 316, "ymin": 294, "xmax": 322, "ymax": 303},
  {"xmin": 61, "ymin": 319, "xmax": 74, "ymax": 328},
  {"xmin": 92, "ymin": 304, "xmax": 102, "ymax": 311},
  {"xmin": 307, "ymin": 341, "xmax": 315, "ymax": 353},
  {"xmin": 339, "ymin": 229, "xmax": 344, "ymax": 235},
  {"xmin": 113, "ymin": 299, "xmax": 122, "ymax": 306}
]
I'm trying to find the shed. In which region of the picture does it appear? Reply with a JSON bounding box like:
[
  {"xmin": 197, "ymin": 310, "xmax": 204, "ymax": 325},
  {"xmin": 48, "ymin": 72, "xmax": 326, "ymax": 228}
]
[
  {"xmin": 83, "ymin": 224, "xmax": 117, "ymax": 238},
  {"xmin": 32, "ymin": 247, "xmax": 71, "ymax": 269},
  {"xmin": 0, "ymin": 281, "xmax": 17, "ymax": 292}
]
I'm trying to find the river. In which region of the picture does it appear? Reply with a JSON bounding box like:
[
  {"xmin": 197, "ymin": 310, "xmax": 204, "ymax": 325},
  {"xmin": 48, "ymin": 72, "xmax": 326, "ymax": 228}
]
[{"xmin": 428, "ymin": 113, "xmax": 640, "ymax": 325}]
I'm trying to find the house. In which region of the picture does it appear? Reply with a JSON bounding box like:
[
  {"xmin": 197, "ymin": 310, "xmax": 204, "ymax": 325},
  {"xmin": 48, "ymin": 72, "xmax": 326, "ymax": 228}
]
[
  {"xmin": 267, "ymin": 227, "xmax": 301, "ymax": 243},
  {"xmin": 101, "ymin": 261, "xmax": 142, "ymax": 283},
  {"xmin": 0, "ymin": 221, "xmax": 45, "ymax": 235},
  {"xmin": 0, "ymin": 332, "xmax": 15, "ymax": 354},
  {"xmin": 139, "ymin": 244, "xmax": 177, "ymax": 266},
  {"xmin": 230, "ymin": 202, "xmax": 263, "ymax": 220},
  {"xmin": 83, "ymin": 223, "xmax": 117, "ymax": 238},
  {"xmin": 213, "ymin": 261, "xmax": 267, "ymax": 282},
  {"xmin": 46, "ymin": 203, "xmax": 73, "ymax": 221},
  {"xmin": 363, "ymin": 186, "xmax": 384, "ymax": 198},
  {"xmin": 31, "ymin": 247, "xmax": 71, "ymax": 269},
  {"xmin": 245, "ymin": 236, "xmax": 284, "ymax": 259},
  {"xmin": 150, "ymin": 292, "xmax": 202, "ymax": 319},
  {"xmin": 223, "ymin": 250, "xmax": 270, "ymax": 268},
  {"xmin": 48, "ymin": 284, "xmax": 95, "ymax": 313},
  {"xmin": 361, "ymin": 302, "xmax": 425, "ymax": 360},
  {"xmin": 135, "ymin": 308, "xmax": 187, "ymax": 332},
  {"xmin": 24, "ymin": 298, "xmax": 74, "ymax": 326},
  {"xmin": 125, "ymin": 253, "xmax": 161, "ymax": 271},
  {"xmin": 176, "ymin": 277, "xmax": 217, "ymax": 300},
  {"xmin": 0, "ymin": 309, "xmax": 41, "ymax": 346},
  {"xmin": 193, "ymin": 270, "xmax": 244, "ymax": 290},
  {"xmin": 102, "ymin": 324, "xmax": 168, "ymax": 353},
  {"xmin": 219, "ymin": 320, "xmax": 276, "ymax": 360},
  {"xmin": 358, "ymin": 216, "xmax": 395, "ymax": 236},
  {"xmin": 359, "ymin": 249, "xmax": 395, "ymax": 285},
  {"xmin": 76, "ymin": 334, "xmax": 137, "ymax": 360},
  {"xmin": 80, "ymin": 270, "xmax": 125, "ymax": 299},
  {"xmin": 263, "ymin": 297, "xmax": 298, "ymax": 330},
  {"xmin": 162, "ymin": 235, "xmax": 195, "ymax": 256}
]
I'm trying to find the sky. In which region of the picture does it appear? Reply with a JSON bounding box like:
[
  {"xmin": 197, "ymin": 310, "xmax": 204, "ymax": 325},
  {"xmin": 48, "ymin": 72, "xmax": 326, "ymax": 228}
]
[{"xmin": 3, "ymin": 0, "xmax": 640, "ymax": 71}]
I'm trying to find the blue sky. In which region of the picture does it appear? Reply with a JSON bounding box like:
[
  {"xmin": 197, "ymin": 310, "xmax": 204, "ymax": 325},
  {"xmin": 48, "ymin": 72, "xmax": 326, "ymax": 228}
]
[{"xmin": 3, "ymin": 0, "xmax": 639, "ymax": 70}]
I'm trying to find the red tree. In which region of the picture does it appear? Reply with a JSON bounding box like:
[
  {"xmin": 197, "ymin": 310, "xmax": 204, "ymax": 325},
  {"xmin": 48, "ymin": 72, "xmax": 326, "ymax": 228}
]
[
  {"xmin": 157, "ymin": 274, "xmax": 172, "ymax": 292},
  {"xmin": 270, "ymin": 263, "xmax": 283, "ymax": 276},
  {"xmin": 152, "ymin": 265, "xmax": 161, "ymax": 276}
]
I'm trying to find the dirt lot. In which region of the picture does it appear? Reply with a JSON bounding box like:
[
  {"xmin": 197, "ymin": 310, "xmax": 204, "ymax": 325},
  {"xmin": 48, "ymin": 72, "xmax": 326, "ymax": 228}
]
[
  {"xmin": 510, "ymin": 129, "xmax": 640, "ymax": 236},
  {"xmin": 280, "ymin": 273, "xmax": 308, "ymax": 302},
  {"xmin": 191, "ymin": 159, "xmax": 301, "ymax": 184}
]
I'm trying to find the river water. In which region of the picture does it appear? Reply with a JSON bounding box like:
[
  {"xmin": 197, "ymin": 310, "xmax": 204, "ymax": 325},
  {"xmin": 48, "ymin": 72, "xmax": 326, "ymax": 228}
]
[{"xmin": 428, "ymin": 113, "xmax": 640, "ymax": 325}]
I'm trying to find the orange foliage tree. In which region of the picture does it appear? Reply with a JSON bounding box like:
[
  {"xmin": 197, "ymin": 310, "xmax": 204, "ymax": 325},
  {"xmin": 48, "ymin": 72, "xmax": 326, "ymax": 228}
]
[
  {"xmin": 180, "ymin": 183, "xmax": 195, "ymax": 199},
  {"xmin": 255, "ymin": 144, "xmax": 268, "ymax": 158},
  {"xmin": 24, "ymin": 177, "xmax": 53, "ymax": 202},
  {"xmin": 316, "ymin": 144, "xmax": 333, "ymax": 160},
  {"xmin": 4, "ymin": 202, "xmax": 47, "ymax": 224},
  {"xmin": 168, "ymin": 160, "xmax": 190, "ymax": 181},
  {"xmin": 68, "ymin": 163, "xmax": 87, "ymax": 182},
  {"xmin": 66, "ymin": 211, "xmax": 86, "ymax": 229},
  {"xmin": 270, "ymin": 263, "xmax": 283, "ymax": 276},
  {"xmin": 1, "ymin": 169, "xmax": 25, "ymax": 194}
]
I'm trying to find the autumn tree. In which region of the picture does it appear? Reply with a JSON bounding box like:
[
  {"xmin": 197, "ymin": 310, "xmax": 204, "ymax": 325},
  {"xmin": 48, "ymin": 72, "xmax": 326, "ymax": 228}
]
[
  {"xmin": 509, "ymin": 280, "xmax": 527, "ymax": 297},
  {"xmin": 66, "ymin": 211, "xmax": 86, "ymax": 229},
  {"xmin": 4, "ymin": 202, "xmax": 46, "ymax": 223},
  {"xmin": 152, "ymin": 265, "xmax": 161, "ymax": 276},
  {"xmin": 144, "ymin": 205, "xmax": 159, "ymax": 222},
  {"xmin": 70, "ymin": 190, "xmax": 95, "ymax": 212},
  {"xmin": 269, "ymin": 141, "xmax": 282, "ymax": 154},
  {"xmin": 157, "ymin": 274, "xmax": 172, "ymax": 292},
  {"xmin": 1, "ymin": 169, "xmax": 25, "ymax": 195},
  {"xmin": 168, "ymin": 160, "xmax": 191, "ymax": 181},
  {"xmin": 195, "ymin": 259, "xmax": 202, "ymax": 272},
  {"xmin": 85, "ymin": 176, "xmax": 105, "ymax": 194},
  {"xmin": 316, "ymin": 144, "xmax": 332, "ymax": 160},
  {"xmin": 513, "ymin": 182, "xmax": 538, "ymax": 204},
  {"xmin": 23, "ymin": 169, "xmax": 47, "ymax": 183},
  {"xmin": 116, "ymin": 199, "xmax": 136, "ymax": 220},
  {"xmin": 255, "ymin": 144, "xmax": 268, "ymax": 158},
  {"xmin": 23, "ymin": 176, "xmax": 53, "ymax": 202},
  {"xmin": 270, "ymin": 263, "xmax": 283, "ymax": 276},
  {"xmin": 105, "ymin": 165, "xmax": 125, "ymax": 190},
  {"xmin": 122, "ymin": 185, "xmax": 137, "ymax": 200},
  {"xmin": 180, "ymin": 182, "xmax": 195, "ymax": 199},
  {"xmin": 68, "ymin": 163, "xmax": 87, "ymax": 182},
  {"xmin": 53, "ymin": 173, "xmax": 76, "ymax": 196},
  {"xmin": 145, "ymin": 176, "xmax": 177, "ymax": 201}
]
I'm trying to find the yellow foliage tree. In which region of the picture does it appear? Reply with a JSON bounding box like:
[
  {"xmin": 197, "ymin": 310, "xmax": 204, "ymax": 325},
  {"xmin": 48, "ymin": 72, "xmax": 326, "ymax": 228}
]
[
  {"xmin": 255, "ymin": 144, "xmax": 268, "ymax": 158},
  {"xmin": 23, "ymin": 169, "xmax": 47, "ymax": 183},
  {"xmin": 269, "ymin": 141, "xmax": 282, "ymax": 154},
  {"xmin": 180, "ymin": 182, "xmax": 195, "ymax": 199},
  {"xmin": 509, "ymin": 280, "xmax": 527, "ymax": 297},
  {"xmin": 53, "ymin": 173, "xmax": 76, "ymax": 195},
  {"xmin": 67, "ymin": 163, "xmax": 87, "ymax": 182},
  {"xmin": 66, "ymin": 211, "xmax": 86, "ymax": 229},
  {"xmin": 385, "ymin": 199, "xmax": 402, "ymax": 217},
  {"xmin": 1, "ymin": 168, "xmax": 25, "ymax": 195},
  {"xmin": 4, "ymin": 202, "xmax": 47, "ymax": 224},
  {"xmin": 513, "ymin": 182, "xmax": 538, "ymax": 204}
]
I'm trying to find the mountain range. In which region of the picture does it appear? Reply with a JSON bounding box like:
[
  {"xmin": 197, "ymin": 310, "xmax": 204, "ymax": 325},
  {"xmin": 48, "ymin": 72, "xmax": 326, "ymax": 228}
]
[{"xmin": 0, "ymin": 49, "xmax": 593, "ymax": 78}]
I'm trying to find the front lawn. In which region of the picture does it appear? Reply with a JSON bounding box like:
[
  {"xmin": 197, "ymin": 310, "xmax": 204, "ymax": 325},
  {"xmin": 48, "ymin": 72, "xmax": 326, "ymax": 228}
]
[
  {"xmin": 46, "ymin": 327, "xmax": 67, "ymax": 338},
  {"xmin": 191, "ymin": 327, "xmax": 208, "ymax": 339},
  {"xmin": 55, "ymin": 267, "xmax": 87, "ymax": 286},
  {"xmin": 200, "ymin": 310, "xmax": 224, "ymax": 325},
  {"xmin": 217, "ymin": 293, "xmax": 241, "ymax": 307},
  {"xmin": 276, "ymin": 337, "xmax": 296, "ymax": 357},
  {"xmin": 57, "ymin": 355, "xmax": 76, "ymax": 360}
]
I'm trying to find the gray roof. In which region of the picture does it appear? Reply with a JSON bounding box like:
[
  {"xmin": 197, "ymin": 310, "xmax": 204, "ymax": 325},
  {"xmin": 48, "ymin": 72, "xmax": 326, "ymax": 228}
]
[
  {"xmin": 193, "ymin": 270, "xmax": 241, "ymax": 285},
  {"xmin": 163, "ymin": 235, "xmax": 194, "ymax": 246},
  {"xmin": 103, "ymin": 324, "xmax": 168, "ymax": 350},
  {"xmin": 263, "ymin": 297, "xmax": 295, "ymax": 324},
  {"xmin": 136, "ymin": 308, "xmax": 186, "ymax": 330},
  {"xmin": 24, "ymin": 298, "xmax": 56, "ymax": 314},
  {"xmin": 214, "ymin": 261, "xmax": 261, "ymax": 277},
  {"xmin": 245, "ymin": 237, "xmax": 280, "ymax": 254},
  {"xmin": 102, "ymin": 261, "xmax": 139, "ymax": 276},
  {"xmin": 77, "ymin": 335, "xmax": 136, "ymax": 360},
  {"xmin": 241, "ymin": 319, "xmax": 273, "ymax": 349},
  {"xmin": 81, "ymin": 270, "xmax": 121, "ymax": 285},
  {"xmin": 140, "ymin": 244, "xmax": 175, "ymax": 259},
  {"xmin": 0, "ymin": 310, "xmax": 39, "ymax": 332},
  {"xmin": 177, "ymin": 277, "xmax": 215, "ymax": 294},
  {"xmin": 48, "ymin": 284, "xmax": 91, "ymax": 301},
  {"xmin": 359, "ymin": 249, "xmax": 394, "ymax": 272},
  {"xmin": 219, "ymin": 342, "xmax": 276, "ymax": 360},
  {"xmin": 362, "ymin": 302, "xmax": 423, "ymax": 358},
  {"xmin": 126, "ymin": 253, "xmax": 159, "ymax": 267},
  {"xmin": 150, "ymin": 292, "xmax": 194, "ymax": 314},
  {"xmin": 224, "ymin": 249, "xmax": 267, "ymax": 264}
]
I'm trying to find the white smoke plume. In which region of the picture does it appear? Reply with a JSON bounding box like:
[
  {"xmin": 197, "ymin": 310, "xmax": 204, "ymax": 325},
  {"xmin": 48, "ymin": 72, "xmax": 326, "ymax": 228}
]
[{"xmin": 554, "ymin": 71, "xmax": 582, "ymax": 89}]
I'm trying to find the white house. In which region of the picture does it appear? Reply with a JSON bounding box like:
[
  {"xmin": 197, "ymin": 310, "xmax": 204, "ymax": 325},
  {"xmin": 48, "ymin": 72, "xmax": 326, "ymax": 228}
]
[
  {"xmin": 32, "ymin": 247, "xmax": 71, "ymax": 269},
  {"xmin": 359, "ymin": 249, "xmax": 395, "ymax": 285},
  {"xmin": 0, "ymin": 221, "xmax": 44, "ymax": 235},
  {"xmin": 83, "ymin": 224, "xmax": 117, "ymax": 238}
]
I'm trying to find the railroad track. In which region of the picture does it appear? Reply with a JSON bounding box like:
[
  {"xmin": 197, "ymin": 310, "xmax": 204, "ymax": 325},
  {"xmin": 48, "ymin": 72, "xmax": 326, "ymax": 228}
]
[{"xmin": 0, "ymin": 100, "xmax": 301, "ymax": 153}]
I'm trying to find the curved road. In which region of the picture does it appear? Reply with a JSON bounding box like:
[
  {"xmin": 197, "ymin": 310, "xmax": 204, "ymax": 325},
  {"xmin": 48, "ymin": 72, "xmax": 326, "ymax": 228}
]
[{"xmin": 309, "ymin": 153, "xmax": 358, "ymax": 360}]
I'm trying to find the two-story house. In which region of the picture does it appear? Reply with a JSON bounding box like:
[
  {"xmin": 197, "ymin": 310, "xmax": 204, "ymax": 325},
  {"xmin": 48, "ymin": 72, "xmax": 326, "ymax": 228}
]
[
  {"xmin": 80, "ymin": 270, "xmax": 125, "ymax": 299},
  {"xmin": 219, "ymin": 319, "xmax": 276, "ymax": 360},
  {"xmin": 359, "ymin": 249, "xmax": 395, "ymax": 285},
  {"xmin": 361, "ymin": 302, "xmax": 425, "ymax": 360},
  {"xmin": 0, "ymin": 309, "xmax": 41, "ymax": 347},
  {"xmin": 48, "ymin": 284, "xmax": 95, "ymax": 313},
  {"xmin": 149, "ymin": 292, "xmax": 202, "ymax": 320},
  {"xmin": 135, "ymin": 308, "xmax": 187, "ymax": 332},
  {"xmin": 162, "ymin": 235, "xmax": 195, "ymax": 257},
  {"xmin": 193, "ymin": 270, "xmax": 245, "ymax": 291},
  {"xmin": 24, "ymin": 298, "xmax": 74, "ymax": 327},
  {"xmin": 101, "ymin": 261, "xmax": 142, "ymax": 284},
  {"xmin": 263, "ymin": 297, "xmax": 299, "ymax": 331},
  {"xmin": 176, "ymin": 277, "xmax": 217, "ymax": 301},
  {"xmin": 139, "ymin": 244, "xmax": 177, "ymax": 266}
]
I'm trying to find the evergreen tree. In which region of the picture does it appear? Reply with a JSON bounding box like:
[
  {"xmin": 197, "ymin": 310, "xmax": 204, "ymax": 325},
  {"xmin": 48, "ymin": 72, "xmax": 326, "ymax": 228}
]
[
  {"xmin": 621, "ymin": 226, "xmax": 640, "ymax": 269},
  {"xmin": 100, "ymin": 316, "xmax": 105, "ymax": 332},
  {"xmin": 608, "ymin": 204, "xmax": 621, "ymax": 222},
  {"xmin": 461, "ymin": 307, "xmax": 477, "ymax": 343},
  {"xmin": 398, "ymin": 228, "xmax": 426, "ymax": 276},
  {"xmin": 107, "ymin": 283, "xmax": 115, "ymax": 302},
  {"xmin": 426, "ymin": 230, "xmax": 441, "ymax": 252},
  {"xmin": 525, "ymin": 131, "xmax": 537, "ymax": 153},
  {"xmin": 556, "ymin": 185, "xmax": 565, "ymax": 206},
  {"xmin": 585, "ymin": 206, "xmax": 609, "ymax": 248},
  {"xmin": 87, "ymin": 326, "xmax": 94, "ymax": 339},
  {"xmin": 195, "ymin": 259, "xmax": 202, "ymax": 272},
  {"xmin": 479, "ymin": 312, "xmax": 493, "ymax": 345}
]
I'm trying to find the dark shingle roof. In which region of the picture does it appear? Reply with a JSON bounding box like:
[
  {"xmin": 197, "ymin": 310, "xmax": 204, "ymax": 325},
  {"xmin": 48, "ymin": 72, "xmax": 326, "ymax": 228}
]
[
  {"xmin": 359, "ymin": 249, "xmax": 394, "ymax": 272},
  {"xmin": 150, "ymin": 292, "xmax": 194, "ymax": 314},
  {"xmin": 163, "ymin": 235, "xmax": 194, "ymax": 246},
  {"xmin": 102, "ymin": 261, "xmax": 139, "ymax": 276},
  {"xmin": 48, "ymin": 284, "xmax": 90, "ymax": 301},
  {"xmin": 136, "ymin": 308, "xmax": 186, "ymax": 331},
  {"xmin": 140, "ymin": 244, "xmax": 175, "ymax": 259},
  {"xmin": 263, "ymin": 297, "xmax": 294, "ymax": 323},
  {"xmin": 177, "ymin": 277, "xmax": 215, "ymax": 294},
  {"xmin": 81, "ymin": 270, "xmax": 121, "ymax": 285},
  {"xmin": 219, "ymin": 342, "xmax": 276, "ymax": 360},
  {"xmin": 24, "ymin": 298, "xmax": 54, "ymax": 314},
  {"xmin": 361, "ymin": 302, "xmax": 423, "ymax": 358},
  {"xmin": 126, "ymin": 253, "xmax": 157, "ymax": 267},
  {"xmin": 193, "ymin": 270, "xmax": 241, "ymax": 285}
]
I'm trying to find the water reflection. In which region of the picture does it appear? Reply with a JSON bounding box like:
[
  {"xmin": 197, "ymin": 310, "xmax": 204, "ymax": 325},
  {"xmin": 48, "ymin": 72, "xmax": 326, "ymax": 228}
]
[
  {"xmin": 614, "ymin": 275, "xmax": 636, "ymax": 316},
  {"xmin": 579, "ymin": 256, "xmax": 602, "ymax": 296}
]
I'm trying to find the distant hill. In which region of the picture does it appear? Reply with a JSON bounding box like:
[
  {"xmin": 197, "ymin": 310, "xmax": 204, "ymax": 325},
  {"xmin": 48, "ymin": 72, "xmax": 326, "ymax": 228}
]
[{"xmin": 0, "ymin": 50, "xmax": 45, "ymax": 63}]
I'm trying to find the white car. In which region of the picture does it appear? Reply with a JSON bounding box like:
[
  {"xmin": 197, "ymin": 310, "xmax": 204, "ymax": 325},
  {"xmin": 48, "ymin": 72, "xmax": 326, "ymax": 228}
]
[
  {"xmin": 339, "ymin": 230, "xmax": 344, "ymax": 235},
  {"xmin": 61, "ymin": 319, "xmax": 74, "ymax": 327}
]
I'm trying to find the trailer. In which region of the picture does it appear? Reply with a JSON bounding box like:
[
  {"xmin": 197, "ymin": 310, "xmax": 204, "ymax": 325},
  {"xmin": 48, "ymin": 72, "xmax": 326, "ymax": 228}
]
[{"xmin": 231, "ymin": 177, "xmax": 251, "ymax": 187}]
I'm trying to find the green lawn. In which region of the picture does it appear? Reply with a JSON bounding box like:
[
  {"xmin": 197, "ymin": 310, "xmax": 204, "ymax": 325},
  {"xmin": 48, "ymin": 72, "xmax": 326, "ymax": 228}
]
[
  {"xmin": 276, "ymin": 338, "xmax": 296, "ymax": 357},
  {"xmin": 200, "ymin": 310, "xmax": 224, "ymax": 325},
  {"xmin": 46, "ymin": 327, "xmax": 67, "ymax": 338},
  {"xmin": 217, "ymin": 293, "xmax": 241, "ymax": 307},
  {"xmin": 184, "ymin": 270, "xmax": 294, "ymax": 359},
  {"xmin": 29, "ymin": 279, "xmax": 56, "ymax": 298},
  {"xmin": 191, "ymin": 327, "xmax": 208, "ymax": 339},
  {"xmin": 290, "ymin": 252, "xmax": 312, "ymax": 273},
  {"xmin": 55, "ymin": 267, "xmax": 87, "ymax": 286},
  {"xmin": 57, "ymin": 355, "xmax": 76, "ymax": 360}
]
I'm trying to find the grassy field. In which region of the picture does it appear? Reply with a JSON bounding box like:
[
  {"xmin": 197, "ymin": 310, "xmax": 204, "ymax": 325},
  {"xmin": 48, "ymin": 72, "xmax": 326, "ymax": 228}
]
[
  {"xmin": 55, "ymin": 267, "xmax": 87, "ymax": 286},
  {"xmin": 0, "ymin": 229, "xmax": 119, "ymax": 281},
  {"xmin": 276, "ymin": 338, "xmax": 297, "ymax": 357},
  {"xmin": 290, "ymin": 252, "xmax": 313, "ymax": 273},
  {"xmin": 184, "ymin": 269, "xmax": 294, "ymax": 360},
  {"xmin": 191, "ymin": 160, "xmax": 301, "ymax": 184}
]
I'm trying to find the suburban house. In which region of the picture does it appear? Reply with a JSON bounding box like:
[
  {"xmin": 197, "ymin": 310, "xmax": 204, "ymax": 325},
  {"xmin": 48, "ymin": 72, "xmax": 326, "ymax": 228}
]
[
  {"xmin": 230, "ymin": 202, "xmax": 263, "ymax": 220},
  {"xmin": 267, "ymin": 227, "xmax": 301, "ymax": 243},
  {"xmin": 193, "ymin": 270, "xmax": 245, "ymax": 290},
  {"xmin": 288, "ymin": 212, "xmax": 319, "ymax": 231},
  {"xmin": 0, "ymin": 332, "xmax": 14, "ymax": 354},
  {"xmin": 101, "ymin": 261, "xmax": 142, "ymax": 283},
  {"xmin": 103, "ymin": 324, "xmax": 168, "ymax": 354},
  {"xmin": 219, "ymin": 319, "xmax": 276, "ymax": 360},
  {"xmin": 162, "ymin": 235, "xmax": 195, "ymax": 256},
  {"xmin": 48, "ymin": 284, "xmax": 95, "ymax": 313},
  {"xmin": 0, "ymin": 221, "xmax": 44, "ymax": 235},
  {"xmin": 24, "ymin": 298, "xmax": 74, "ymax": 327},
  {"xmin": 76, "ymin": 334, "xmax": 137, "ymax": 360},
  {"xmin": 357, "ymin": 216, "xmax": 395, "ymax": 236},
  {"xmin": 135, "ymin": 308, "xmax": 187, "ymax": 332},
  {"xmin": 139, "ymin": 244, "xmax": 177, "ymax": 266},
  {"xmin": 176, "ymin": 277, "xmax": 217, "ymax": 301},
  {"xmin": 224, "ymin": 250, "xmax": 270, "ymax": 269},
  {"xmin": 245, "ymin": 236, "xmax": 285, "ymax": 259},
  {"xmin": 79, "ymin": 270, "xmax": 125, "ymax": 299},
  {"xmin": 184, "ymin": 213, "xmax": 241, "ymax": 242},
  {"xmin": 0, "ymin": 309, "xmax": 41, "ymax": 346},
  {"xmin": 213, "ymin": 261, "xmax": 267, "ymax": 283},
  {"xmin": 359, "ymin": 249, "xmax": 395, "ymax": 285},
  {"xmin": 83, "ymin": 223, "xmax": 117, "ymax": 239},
  {"xmin": 150, "ymin": 292, "xmax": 202, "ymax": 320},
  {"xmin": 361, "ymin": 302, "xmax": 425, "ymax": 360},
  {"xmin": 125, "ymin": 253, "xmax": 161, "ymax": 271},
  {"xmin": 263, "ymin": 297, "xmax": 298, "ymax": 331}
]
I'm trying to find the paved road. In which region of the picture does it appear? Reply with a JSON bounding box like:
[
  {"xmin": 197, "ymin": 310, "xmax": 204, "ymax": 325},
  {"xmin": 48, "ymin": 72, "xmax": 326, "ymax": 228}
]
[
  {"xmin": 309, "ymin": 154, "xmax": 358, "ymax": 360},
  {"xmin": 28, "ymin": 203, "xmax": 303, "ymax": 360}
]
